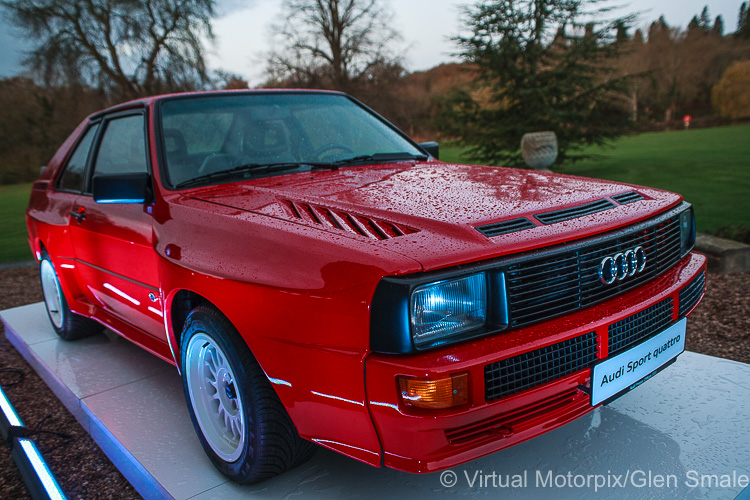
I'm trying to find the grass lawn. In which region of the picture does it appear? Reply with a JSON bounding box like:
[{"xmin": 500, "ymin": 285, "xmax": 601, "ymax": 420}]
[
  {"xmin": 0, "ymin": 183, "xmax": 33, "ymax": 263},
  {"xmin": 441, "ymin": 124, "xmax": 750, "ymax": 235}
]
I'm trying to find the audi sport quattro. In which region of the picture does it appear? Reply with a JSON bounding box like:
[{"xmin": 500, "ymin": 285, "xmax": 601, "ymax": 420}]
[{"xmin": 26, "ymin": 90, "xmax": 706, "ymax": 483}]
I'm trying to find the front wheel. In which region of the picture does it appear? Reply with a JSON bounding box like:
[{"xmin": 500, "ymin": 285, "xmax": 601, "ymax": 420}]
[
  {"xmin": 180, "ymin": 305, "xmax": 315, "ymax": 483},
  {"xmin": 40, "ymin": 253, "xmax": 101, "ymax": 340}
]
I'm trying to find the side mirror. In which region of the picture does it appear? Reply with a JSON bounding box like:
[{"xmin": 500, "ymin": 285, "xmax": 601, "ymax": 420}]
[
  {"xmin": 93, "ymin": 173, "xmax": 152, "ymax": 204},
  {"xmin": 418, "ymin": 141, "xmax": 439, "ymax": 160}
]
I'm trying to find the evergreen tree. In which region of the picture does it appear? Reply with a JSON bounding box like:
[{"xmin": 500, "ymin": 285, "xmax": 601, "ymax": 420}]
[
  {"xmin": 446, "ymin": 0, "xmax": 635, "ymax": 167},
  {"xmin": 712, "ymin": 15, "xmax": 724, "ymax": 36},
  {"xmin": 632, "ymin": 28, "xmax": 644, "ymax": 45},
  {"xmin": 687, "ymin": 16, "xmax": 701, "ymax": 34},
  {"xmin": 615, "ymin": 20, "xmax": 630, "ymax": 43},
  {"xmin": 738, "ymin": 2, "xmax": 750, "ymax": 38},
  {"xmin": 648, "ymin": 16, "xmax": 671, "ymax": 42}
]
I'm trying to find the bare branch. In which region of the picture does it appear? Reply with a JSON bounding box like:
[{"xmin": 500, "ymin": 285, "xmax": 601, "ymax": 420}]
[
  {"xmin": 266, "ymin": 0, "xmax": 401, "ymax": 92},
  {"xmin": 3, "ymin": 0, "xmax": 216, "ymax": 98}
]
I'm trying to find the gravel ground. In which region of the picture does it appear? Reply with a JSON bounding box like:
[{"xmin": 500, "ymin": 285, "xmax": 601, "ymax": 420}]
[{"xmin": 0, "ymin": 265, "xmax": 748, "ymax": 499}]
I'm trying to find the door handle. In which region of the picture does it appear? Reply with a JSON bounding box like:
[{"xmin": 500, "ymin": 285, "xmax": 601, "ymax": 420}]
[{"xmin": 70, "ymin": 208, "xmax": 86, "ymax": 222}]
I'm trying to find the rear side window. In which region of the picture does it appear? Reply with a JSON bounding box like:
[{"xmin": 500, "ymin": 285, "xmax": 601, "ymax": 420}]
[
  {"xmin": 90, "ymin": 115, "xmax": 148, "ymax": 185},
  {"xmin": 58, "ymin": 124, "xmax": 99, "ymax": 192}
]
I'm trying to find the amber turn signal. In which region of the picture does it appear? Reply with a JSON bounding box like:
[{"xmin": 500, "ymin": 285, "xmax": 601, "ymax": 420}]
[{"xmin": 398, "ymin": 372, "xmax": 469, "ymax": 409}]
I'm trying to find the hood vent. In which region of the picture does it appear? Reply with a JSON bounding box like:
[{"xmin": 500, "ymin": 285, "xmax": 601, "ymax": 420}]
[
  {"xmin": 476, "ymin": 218, "xmax": 536, "ymax": 238},
  {"xmin": 612, "ymin": 191, "xmax": 644, "ymax": 205},
  {"xmin": 282, "ymin": 200, "xmax": 418, "ymax": 240},
  {"xmin": 535, "ymin": 199, "xmax": 615, "ymax": 225}
]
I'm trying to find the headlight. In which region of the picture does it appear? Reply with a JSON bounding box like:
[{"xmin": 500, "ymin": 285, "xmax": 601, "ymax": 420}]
[
  {"xmin": 680, "ymin": 207, "xmax": 695, "ymax": 256},
  {"xmin": 410, "ymin": 273, "xmax": 487, "ymax": 348}
]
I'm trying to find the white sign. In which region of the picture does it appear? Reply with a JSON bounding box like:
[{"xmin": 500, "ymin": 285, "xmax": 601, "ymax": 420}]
[{"xmin": 591, "ymin": 318, "xmax": 686, "ymax": 406}]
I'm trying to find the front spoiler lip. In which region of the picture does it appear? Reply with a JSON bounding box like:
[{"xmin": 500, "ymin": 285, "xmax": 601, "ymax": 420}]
[{"xmin": 364, "ymin": 251, "xmax": 706, "ymax": 473}]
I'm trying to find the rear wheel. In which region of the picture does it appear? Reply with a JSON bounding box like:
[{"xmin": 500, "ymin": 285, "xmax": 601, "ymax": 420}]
[
  {"xmin": 40, "ymin": 253, "xmax": 101, "ymax": 340},
  {"xmin": 180, "ymin": 305, "xmax": 315, "ymax": 483}
]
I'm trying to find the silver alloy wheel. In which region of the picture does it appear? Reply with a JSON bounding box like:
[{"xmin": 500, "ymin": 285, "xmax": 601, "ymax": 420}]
[
  {"xmin": 40, "ymin": 259, "xmax": 64, "ymax": 329},
  {"xmin": 185, "ymin": 332, "xmax": 245, "ymax": 462}
]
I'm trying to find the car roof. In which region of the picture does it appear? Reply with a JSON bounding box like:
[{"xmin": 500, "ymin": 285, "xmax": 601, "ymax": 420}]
[{"xmin": 89, "ymin": 88, "xmax": 346, "ymax": 120}]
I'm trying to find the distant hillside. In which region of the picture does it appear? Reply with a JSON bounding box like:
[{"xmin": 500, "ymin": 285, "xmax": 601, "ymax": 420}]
[
  {"xmin": 402, "ymin": 62, "xmax": 478, "ymax": 95},
  {"xmin": 381, "ymin": 63, "xmax": 478, "ymax": 140}
]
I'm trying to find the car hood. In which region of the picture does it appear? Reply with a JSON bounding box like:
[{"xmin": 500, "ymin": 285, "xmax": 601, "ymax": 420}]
[{"xmin": 184, "ymin": 161, "xmax": 682, "ymax": 272}]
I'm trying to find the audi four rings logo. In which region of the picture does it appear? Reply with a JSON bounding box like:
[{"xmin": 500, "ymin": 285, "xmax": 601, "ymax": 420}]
[{"xmin": 599, "ymin": 246, "xmax": 647, "ymax": 285}]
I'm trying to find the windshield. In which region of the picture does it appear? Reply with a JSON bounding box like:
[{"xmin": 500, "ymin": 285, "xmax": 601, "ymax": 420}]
[{"xmin": 159, "ymin": 93, "xmax": 424, "ymax": 188}]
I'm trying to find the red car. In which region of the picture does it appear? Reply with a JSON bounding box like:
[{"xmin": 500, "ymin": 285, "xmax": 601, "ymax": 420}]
[{"xmin": 26, "ymin": 90, "xmax": 706, "ymax": 483}]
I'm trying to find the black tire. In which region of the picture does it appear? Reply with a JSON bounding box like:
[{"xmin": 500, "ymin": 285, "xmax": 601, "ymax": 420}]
[
  {"xmin": 39, "ymin": 252, "xmax": 102, "ymax": 341},
  {"xmin": 180, "ymin": 304, "xmax": 315, "ymax": 484}
]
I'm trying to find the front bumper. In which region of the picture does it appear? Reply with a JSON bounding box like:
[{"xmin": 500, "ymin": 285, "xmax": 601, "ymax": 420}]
[{"xmin": 365, "ymin": 252, "xmax": 706, "ymax": 473}]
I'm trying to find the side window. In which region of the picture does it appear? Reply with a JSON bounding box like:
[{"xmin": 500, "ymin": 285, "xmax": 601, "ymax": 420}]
[
  {"xmin": 58, "ymin": 124, "xmax": 99, "ymax": 192},
  {"xmin": 90, "ymin": 114, "xmax": 148, "ymax": 186}
]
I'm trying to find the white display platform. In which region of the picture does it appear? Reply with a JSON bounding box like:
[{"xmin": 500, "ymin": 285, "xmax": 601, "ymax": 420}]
[{"xmin": 2, "ymin": 302, "xmax": 750, "ymax": 500}]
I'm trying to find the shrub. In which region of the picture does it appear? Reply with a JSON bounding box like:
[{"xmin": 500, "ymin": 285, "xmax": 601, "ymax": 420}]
[{"xmin": 712, "ymin": 61, "xmax": 750, "ymax": 119}]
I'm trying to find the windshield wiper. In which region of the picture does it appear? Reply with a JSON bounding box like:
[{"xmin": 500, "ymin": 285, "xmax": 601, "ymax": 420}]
[
  {"xmin": 175, "ymin": 154, "xmax": 425, "ymax": 189},
  {"xmin": 333, "ymin": 152, "xmax": 428, "ymax": 166},
  {"xmin": 175, "ymin": 162, "xmax": 338, "ymax": 189}
]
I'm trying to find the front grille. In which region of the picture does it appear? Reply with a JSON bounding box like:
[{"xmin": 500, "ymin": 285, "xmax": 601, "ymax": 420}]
[
  {"xmin": 612, "ymin": 191, "xmax": 644, "ymax": 204},
  {"xmin": 535, "ymin": 199, "xmax": 615, "ymax": 225},
  {"xmin": 485, "ymin": 332, "xmax": 598, "ymax": 401},
  {"xmin": 476, "ymin": 218, "xmax": 536, "ymax": 238},
  {"xmin": 505, "ymin": 215, "xmax": 682, "ymax": 327},
  {"xmin": 679, "ymin": 271, "xmax": 705, "ymax": 316},
  {"xmin": 446, "ymin": 389, "xmax": 584, "ymax": 445},
  {"xmin": 608, "ymin": 298, "xmax": 674, "ymax": 356}
]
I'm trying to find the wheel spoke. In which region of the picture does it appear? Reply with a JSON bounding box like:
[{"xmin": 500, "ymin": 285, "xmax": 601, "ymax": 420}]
[
  {"xmin": 231, "ymin": 416, "xmax": 241, "ymax": 439},
  {"xmin": 205, "ymin": 350, "xmax": 218, "ymax": 378}
]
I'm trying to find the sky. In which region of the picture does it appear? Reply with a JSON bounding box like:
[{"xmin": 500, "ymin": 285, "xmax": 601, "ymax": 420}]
[{"xmin": 0, "ymin": 0, "xmax": 744, "ymax": 85}]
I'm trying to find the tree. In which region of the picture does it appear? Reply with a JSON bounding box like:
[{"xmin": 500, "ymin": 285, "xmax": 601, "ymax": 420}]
[
  {"xmin": 632, "ymin": 28, "xmax": 644, "ymax": 45},
  {"xmin": 688, "ymin": 6, "xmax": 714, "ymax": 37},
  {"xmin": 687, "ymin": 16, "xmax": 701, "ymax": 34},
  {"xmin": 0, "ymin": 77, "xmax": 106, "ymax": 183},
  {"xmin": 699, "ymin": 6, "xmax": 711, "ymax": 29},
  {"xmin": 2, "ymin": 0, "xmax": 216, "ymax": 99},
  {"xmin": 445, "ymin": 0, "xmax": 635, "ymax": 167},
  {"xmin": 738, "ymin": 2, "xmax": 750, "ymax": 39},
  {"xmin": 712, "ymin": 16, "xmax": 724, "ymax": 36},
  {"xmin": 648, "ymin": 16, "xmax": 671, "ymax": 42},
  {"xmin": 615, "ymin": 20, "xmax": 630, "ymax": 43},
  {"xmin": 712, "ymin": 60, "xmax": 750, "ymax": 118},
  {"xmin": 265, "ymin": 0, "xmax": 401, "ymax": 93}
]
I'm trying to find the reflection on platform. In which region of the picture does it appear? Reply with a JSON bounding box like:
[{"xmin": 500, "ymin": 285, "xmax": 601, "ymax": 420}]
[{"xmin": 2, "ymin": 303, "xmax": 749, "ymax": 499}]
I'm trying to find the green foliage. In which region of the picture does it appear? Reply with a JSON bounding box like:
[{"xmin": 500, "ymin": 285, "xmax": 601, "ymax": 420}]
[
  {"xmin": 442, "ymin": 125, "xmax": 750, "ymax": 238},
  {"xmin": 445, "ymin": 0, "xmax": 635, "ymax": 168},
  {"xmin": 0, "ymin": 183, "xmax": 33, "ymax": 263},
  {"xmin": 712, "ymin": 61, "xmax": 750, "ymax": 119}
]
